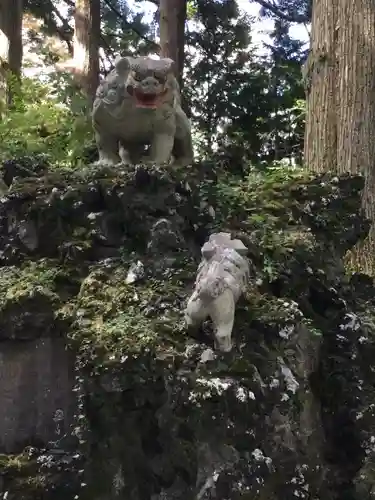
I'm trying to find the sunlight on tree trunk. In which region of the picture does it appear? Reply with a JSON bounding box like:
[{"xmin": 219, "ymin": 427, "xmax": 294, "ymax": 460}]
[
  {"xmin": 304, "ymin": 0, "xmax": 375, "ymax": 275},
  {"xmin": 0, "ymin": 29, "xmax": 9, "ymax": 113},
  {"xmin": 0, "ymin": 0, "xmax": 23, "ymax": 112},
  {"xmin": 73, "ymin": 0, "xmax": 100, "ymax": 105},
  {"xmin": 159, "ymin": 0, "xmax": 187, "ymax": 88}
]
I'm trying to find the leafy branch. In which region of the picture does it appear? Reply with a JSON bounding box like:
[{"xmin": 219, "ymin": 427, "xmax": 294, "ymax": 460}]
[
  {"xmin": 252, "ymin": 0, "xmax": 310, "ymax": 24},
  {"xmin": 101, "ymin": 0, "xmax": 160, "ymax": 52}
]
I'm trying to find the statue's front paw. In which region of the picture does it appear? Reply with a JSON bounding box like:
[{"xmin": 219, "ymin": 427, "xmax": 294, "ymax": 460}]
[
  {"xmin": 91, "ymin": 158, "xmax": 119, "ymax": 167},
  {"xmin": 215, "ymin": 336, "xmax": 233, "ymax": 352}
]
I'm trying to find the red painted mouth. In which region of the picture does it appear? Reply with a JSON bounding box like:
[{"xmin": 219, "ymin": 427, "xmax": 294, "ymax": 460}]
[{"xmin": 127, "ymin": 86, "xmax": 167, "ymax": 108}]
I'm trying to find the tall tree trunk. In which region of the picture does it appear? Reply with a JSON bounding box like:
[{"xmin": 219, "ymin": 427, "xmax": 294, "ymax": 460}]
[
  {"xmin": 337, "ymin": 0, "xmax": 375, "ymax": 273},
  {"xmin": 303, "ymin": 0, "xmax": 337, "ymax": 173},
  {"xmin": 159, "ymin": 0, "xmax": 187, "ymax": 89},
  {"xmin": 73, "ymin": 0, "xmax": 100, "ymax": 105},
  {"xmin": 0, "ymin": 0, "xmax": 23, "ymax": 111},
  {"xmin": 304, "ymin": 0, "xmax": 375, "ymax": 274}
]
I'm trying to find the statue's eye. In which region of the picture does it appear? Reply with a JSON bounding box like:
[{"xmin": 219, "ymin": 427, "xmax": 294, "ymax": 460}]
[{"xmin": 133, "ymin": 72, "xmax": 143, "ymax": 81}]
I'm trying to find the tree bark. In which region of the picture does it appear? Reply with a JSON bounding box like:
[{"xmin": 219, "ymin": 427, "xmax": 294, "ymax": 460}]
[
  {"xmin": 159, "ymin": 0, "xmax": 187, "ymax": 88},
  {"xmin": 303, "ymin": 0, "xmax": 337, "ymax": 173},
  {"xmin": 337, "ymin": 0, "xmax": 375, "ymax": 273},
  {"xmin": 304, "ymin": 0, "xmax": 375, "ymax": 274},
  {"xmin": 73, "ymin": 0, "xmax": 100, "ymax": 104},
  {"xmin": 0, "ymin": 0, "xmax": 23, "ymax": 110}
]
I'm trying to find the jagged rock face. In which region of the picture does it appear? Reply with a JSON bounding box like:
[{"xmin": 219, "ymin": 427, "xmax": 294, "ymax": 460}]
[{"xmin": 0, "ymin": 159, "xmax": 375, "ymax": 500}]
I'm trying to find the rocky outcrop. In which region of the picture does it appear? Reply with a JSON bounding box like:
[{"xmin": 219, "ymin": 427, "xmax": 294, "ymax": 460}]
[{"xmin": 0, "ymin": 158, "xmax": 374, "ymax": 499}]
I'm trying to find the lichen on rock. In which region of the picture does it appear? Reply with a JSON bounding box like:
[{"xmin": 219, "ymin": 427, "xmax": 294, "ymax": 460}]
[{"xmin": 0, "ymin": 158, "xmax": 375, "ymax": 500}]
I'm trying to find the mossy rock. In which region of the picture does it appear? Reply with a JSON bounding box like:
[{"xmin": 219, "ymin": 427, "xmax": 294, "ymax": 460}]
[
  {"xmin": 0, "ymin": 449, "xmax": 83, "ymax": 499},
  {"xmin": 0, "ymin": 160, "xmax": 374, "ymax": 499},
  {"xmin": 0, "ymin": 260, "xmax": 80, "ymax": 339}
]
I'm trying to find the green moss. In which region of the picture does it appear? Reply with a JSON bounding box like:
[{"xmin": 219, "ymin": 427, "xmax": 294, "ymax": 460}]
[
  {"xmin": 69, "ymin": 258, "xmax": 197, "ymax": 369},
  {"xmin": 0, "ymin": 260, "xmax": 82, "ymax": 341},
  {"xmin": 215, "ymin": 168, "xmax": 365, "ymax": 257},
  {"xmin": 0, "ymin": 262, "xmax": 56, "ymax": 309},
  {"xmin": 0, "ymin": 451, "xmax": 71, "ymax": 499},
  {"xmin": 0, "ymin": 260, "xmax": 79, "ymax": 308},
  {"xmin": 0, "ymin": 452, "xmax": 30, "ymax": 472},
  {"xmin": 214, "ymin": 166, "xmax": 312, "ymax": 226},
  {"xmin": 245, "ymin": 291, "xmax": 303, "ymax": 325},
  {"xmin": 0, "ymin": 452, "xmax": 45, "ymax": 493}
]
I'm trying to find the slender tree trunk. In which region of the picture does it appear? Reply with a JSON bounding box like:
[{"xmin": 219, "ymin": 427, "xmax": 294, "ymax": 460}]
[
  {"xmin": 304, "ymin": 0, "xmax": 375, "ymax": 274},
  {"xmin": 73, "ymin": 0, "xmax": 100, "ymax": 104},
  {"xmin": 0, "ymin": 0, "xmax": 23, "ymax": 111},
  {"xmin": 159, "ymin": 0, "xmax": 187, "ymax": 88}
]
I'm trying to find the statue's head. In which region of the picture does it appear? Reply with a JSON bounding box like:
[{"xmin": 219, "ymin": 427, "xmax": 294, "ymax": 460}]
[{"xmin": 115, "ymin": 56, "xmax": 175, "ymax": 108}]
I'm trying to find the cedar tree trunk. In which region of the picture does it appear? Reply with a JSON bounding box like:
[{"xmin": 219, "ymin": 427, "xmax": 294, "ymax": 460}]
[
  {"xmin": 159, "ymin": 0, "xmax": 187, "ymax": 88},
  {"xmin": 304, "ymin": 0, "xmax": 375, "ymax": 274}
]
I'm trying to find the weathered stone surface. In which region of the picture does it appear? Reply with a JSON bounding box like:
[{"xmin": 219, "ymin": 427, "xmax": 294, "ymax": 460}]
[
  {"xmin": 0, "ymin": 160, "xmax": 374, "ymax": 499},
  {"xmin": 0, "ymin": 338, "xmax": 75, "ymax": 453}
]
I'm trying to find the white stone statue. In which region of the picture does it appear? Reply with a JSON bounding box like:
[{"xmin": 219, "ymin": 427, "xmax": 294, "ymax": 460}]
[
  {"xmin": 91, "ymin": 55, "xmax": 193, "ymax": 167},
  {"xmin": 184, "ymin": 233, "xmax": 250, "ymax": 352}
]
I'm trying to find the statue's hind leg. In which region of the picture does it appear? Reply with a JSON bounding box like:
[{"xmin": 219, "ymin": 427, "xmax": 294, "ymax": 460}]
[{"xmin": 210, "ymin": 289, "xmax": 235, "ymax": 352}]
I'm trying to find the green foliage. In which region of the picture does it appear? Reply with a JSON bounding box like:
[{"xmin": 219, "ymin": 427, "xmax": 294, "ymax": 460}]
[
  {"xmin": 259, "ymin": 20, "xmax": 307, "ymax": 163},
  {"xmin": 184, "ymin": 0, "xmax": 307, "ymax": 167},
  {"xmin": 185, "ymin": 0, "xmax": 265, "ymax": 161},
  {"xmin": 186, "ymin": 0, "xmax": 198, "ymax": 19},
  {"xmin": 0, "ymin": 73, "xmax": 93, "ymax": 167},
  {"xmin": 212, "ymin": 163, "xmax": 308, "ymax": 225},
  {"xmin": 101, "ymin": 0, "xmax": 158, "ymax": 59}
]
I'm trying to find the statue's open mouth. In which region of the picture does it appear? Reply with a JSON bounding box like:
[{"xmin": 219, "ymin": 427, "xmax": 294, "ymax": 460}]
[
  {"xmin": 135, "ymin": 91, "xmax": 158, "ymax": 108},
  {"xmin": 127, "ymin": 86, "xmax": 167, "ymax": 108}
]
